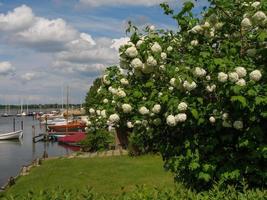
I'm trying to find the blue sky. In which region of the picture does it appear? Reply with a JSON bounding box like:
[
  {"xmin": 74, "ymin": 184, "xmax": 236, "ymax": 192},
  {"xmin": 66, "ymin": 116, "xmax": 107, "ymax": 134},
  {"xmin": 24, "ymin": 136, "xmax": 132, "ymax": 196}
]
[{"xmin": 0, "ymin": 0, "xmax": 208, "ymax": 105}]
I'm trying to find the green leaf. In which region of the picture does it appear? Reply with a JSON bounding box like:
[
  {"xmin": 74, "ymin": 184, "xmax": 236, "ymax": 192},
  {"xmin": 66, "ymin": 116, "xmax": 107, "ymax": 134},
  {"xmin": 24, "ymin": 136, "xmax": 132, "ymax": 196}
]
[
  {"xmin": 133, "ymin": 91, "xmax": 142, "ymax": 98},
  {"xmin": 231, "ymin": 96, "xmax": 247, "ymax": 108},
  {"xmin": 191, "ymin": 109, "xmax": 199, "ymax": 120},
  {"xmin": 145, "ymin": 81, "xmax": 154, "ymax": 88},
  {"xmin": 198, "ymin": 172, "xmax": 211, "ymax": 182}
]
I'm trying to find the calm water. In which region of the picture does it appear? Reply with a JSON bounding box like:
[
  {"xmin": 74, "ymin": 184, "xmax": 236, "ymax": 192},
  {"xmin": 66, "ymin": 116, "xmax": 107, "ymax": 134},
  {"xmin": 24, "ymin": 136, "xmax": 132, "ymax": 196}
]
[{"xmin": 0, "ymin": 111, "xmax": 74, "ymax": 187}]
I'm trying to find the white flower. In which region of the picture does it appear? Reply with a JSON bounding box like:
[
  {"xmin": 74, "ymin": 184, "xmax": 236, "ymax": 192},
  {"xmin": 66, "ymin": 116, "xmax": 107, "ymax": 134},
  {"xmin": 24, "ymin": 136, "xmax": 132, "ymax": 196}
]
[
  {"xmin": 142, "ymin": 120, "xmax": 148, "ymax": 126},
  {"xmin": 159, "ymin": 65, "xmax": 166, "ymax": 71},
  {"xmin": 215, "ymin": 22, "xmax": 224, "ymax": 30},
  {"xmin": 251, "ymin": 1, "xmax": 261, "ymax": 8},
  {"xmin": 236, "ymin": 79, "xmax": 246, "ymax": 86},
  {"xmin": 152, "ymin": 104, "xmax": 161, "ymax": 114},
  {"xmin": 252, "ymin": 11, "xmax": 267, "ymax": 23},
  {"xmin": 116, "ymin": 89, "xmax": 126, "ymax": 97},
  {"xmin": 194, "ymin": 67, "xmax": 206, "ymax": 78},
  {"xmin": 153, "ymin": 118, "xmax": 161, "ymax": 126},
  {"xmin": 209, "ymin": 116, "xmax": 216, "ymax": 123},
  {"xmin": 169, "ymin": 78, "xmax": 176, "ymax": 86},
  {"xmin": 102, "ymin": 75, "xmax": 111, "ymax": 85},
  {"xmin": 142, "ymin": 97, "xmax": 147, "ymax": 101},
  {"xmin": 108, "ymin": 86, "xmax": 117, "ymax": 95},
  {"xmin": 136, "ymin": 40, "xmax": 143, "ymax": 48},
  {"xmin": 228, "ymin": 72, "xmax": 239, "ymax": 82},
  {"xmin": 235, "ymin": 67, "xmax": 247, "ymax": 78},
  {"xmin": 96, "ymin": 110, "xmax": 101, "ymax": 115},
  {"xmin": 169, "ymin": 86, "xmax": 174, "ymax": 91},
  {"xmin": 178, "ymin": 102, "xmax": 188, "ymax": 112},
  {"xmin": 87, "ymin": 121, "xmax": 92, "ymax": 126},
  {"xmin": 233, "ymin": 120, "xmax": 243, "ymax": 130},
  {"xmin": 191, "ymin": 25, "xmax": 203, "ymax": 33},
  {"xmin": 241, "ymin": 18, "xmax": 252, "ymax": 29},
  {"xmin": 122, "ymin": 104, "xmax": 132, "ymax": 113},
  {"xmin": 158, "ymin": 92, "xmax": 163, "ymax": 97},
  {"xmin": 191, "ymin": 40, "xmax": 199, "ymax": 46},
  {"xmin": 103, "ymin": 99, "xmax": 109, "ymax": 104},
  {"xmin": 149, "ymin": 25, "xmax": 155, "ymax": 31},
  {"xmin": 206, "ymin": 84, "xmax": 216, "ymax": 92},
  {"xmin": 222, "ymin": 113, "xmax": 229, "ymax": 120},
  {"xmin": 135, "ymin": 120, "xmax": 141, "ymax": 125},
  {"xmin": 125, "ymin": 46, "xmax": 138, "ymax": 58},
  {"xmin": 127, "ymin": 121, "xmax": 134, "ymax": 128},
  {"xmin": 210, "ymin": 31, "xmax": 215, "ymax": 37},
  {"xmin": 131, "ymin": 58, "xmax": 143, "ymax": 70},
  {"xmin": 120, "ymin": 78, "xmax": 129, "ymax": 85},
  {"xmin": 249, "ymin": 70, "xmax": 262, "ymax": 81},
  {"xmin": 151, "ymin": 42, "xmax": 162, "ymax": 53},
  {"xmin": 166, "ymin": 115, "xmax": 177, "ymax": 127},
  {"xmin": 146, "ymin": 56, "xmax": 157, "ymax": 67},
  {"xmin": 175, "ymin": 113, "xmax": 187, "ymax": 123},
  {"xmin": 111, "ymin": 100, "xmax": 116, "ymax": 104},
  {"xmin": 109, "ymin": 114, "xmax": 120, "ymax": 124},
  {"xmin": 101, "ymin": 110, "xmax": 107, "ymax": 118},
  {"xmin": 183, "ymin": 81, "xmax": 197, "ymax": 91},
  {"xmin": 167, "ymin": 46, "xmax": 173, "ymax": 52},
  {"xmin": 89, "ymin": 108, "xmax": 95, "ymax": 115},
  {"xmin": 218, "ymin": 72, "xmax": 228, "ymax": 82},
  {"xmin": 161, "ymin": 52, "xmax": 167, "ymax": 60},
  {"xmin": 206, "ymin": 75, "xmax": 211, "ymax": 81},
  {"xmin": 139, "ymin": 106, "xmax": 149, "ymax": 115},
  {"xmin": 202, "ymin": 21, "xmax": 210, "ymax": 29},
  {"xmin": 97, "ymin": 88, "xmax": 102, "ymax": 93}
]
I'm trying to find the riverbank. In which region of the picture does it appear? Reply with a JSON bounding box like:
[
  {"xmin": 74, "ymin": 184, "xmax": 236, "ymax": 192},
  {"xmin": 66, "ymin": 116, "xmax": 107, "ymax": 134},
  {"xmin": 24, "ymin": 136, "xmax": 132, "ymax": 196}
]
[{"xmin": 2, "ymin": 154, "xmax": 174, "ymax": 198}]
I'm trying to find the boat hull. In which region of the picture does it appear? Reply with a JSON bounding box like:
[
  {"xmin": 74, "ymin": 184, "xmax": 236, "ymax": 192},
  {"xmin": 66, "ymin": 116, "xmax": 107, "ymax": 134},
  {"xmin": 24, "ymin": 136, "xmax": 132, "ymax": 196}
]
[
  {"xmin": 0, "ymin": 130, "xmax": 23, "ymax": 140},
  {"xmin": 48, "ymin": 122, "xmax": 86, "ymax": 132}
]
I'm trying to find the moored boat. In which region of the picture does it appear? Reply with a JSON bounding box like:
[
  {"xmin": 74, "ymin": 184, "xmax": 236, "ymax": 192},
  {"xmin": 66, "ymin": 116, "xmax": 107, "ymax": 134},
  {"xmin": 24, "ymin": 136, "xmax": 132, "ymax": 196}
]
[
  {"xmin": 48, "ymin": 121, "xmax": 86, "ymax": 132},
  {"xmin": 58, "ymin": 132, "xmax": 86, "ymax": 146},
  {"xmin": 0, "ymin": 130, "xmax": 23, "ymax": 140}
]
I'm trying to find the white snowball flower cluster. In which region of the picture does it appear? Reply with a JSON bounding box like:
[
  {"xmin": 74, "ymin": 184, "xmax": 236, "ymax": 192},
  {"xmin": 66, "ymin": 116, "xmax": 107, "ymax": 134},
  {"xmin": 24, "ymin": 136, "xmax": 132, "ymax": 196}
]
[
  {"xmin": 241, "ymin": 18, "xmax": 252, "ymax": 29},
  {"xmin": 228, "ymin": 72, "xmax": 239, "ymax": 82},
  {"xmin": 97, "ymin": 88, "xmax": 102, "ymax": 93},
  {"xmin": 169, "ymin": 78, "xmax": 176, "ymax": 86},
  {"xmin": 222, "ymin": 113, "xmax": 229, "ymax": 120},
  {"xmin": 109, "ymin": 114, "xmax": 120, "ymax": 124},
  {"xmin": 183, "ymin": 81, "xmax": 197, "ymax": 91},
  {"xmin": 235, "ymin": 67, "xmax": 247, "ymax": 78},
  {"xmin": 251, "ymin": 1, "xmax": 261, "ymax": 8},
  {"xmin": 202, "ymin": 21, "xmax": 210, "ymax": 29},
  {"xmin": 159, "ymin": 65, "xmax": 166, "ymax": 71},
  {"xmin": 89, "ymin": 108, "xmax": 95, "ymax": 115},
  {"xmin": 116, "ymin": 88, "xmax": 126, "ymax": 98},
  {"xmin": 252, "ymin": 11, "xmax": 267, "ymax": 23},
  {"xmin": 175, "ymin": 113, "xmax": 187, "ymax": 123},
  {"xmin": 127, "ymin": 121, "xmax": 134, "ymax": 128},
  {"xmin": 139, "ymin": 106, "xmax": 149, "ymax": 115},
  {"xmin": 191, "ymin": 40, "xmax": 199, "ymax": 46},
  {"xmin": 161, "ymin": 52, "xmax": 167, "ymax": 60},
  {"xmin": 194, "ymin": 67, "xmax": 206, "ymax": 78},
  {"xmin": 206, "ymin": 75, "xmax": 211, "ymax": 81},
  {"xmin": 167, "ymin": 46, "xmax": 173, "ymax": 52},
  {"xmin": 120, "ymin": 78, "xmax": 129, "ymax": 85},
  {"xmin": 218, "ymin": 72, "xmax": 228, "ymax": 82},
  {"xmin": 178, "ymin": 102, "xmax": 188, "ymax": 111},
  {"xmin": 103, "ymin": 99, "xmax": 109, "ymax": 104},
  {"xmin": 249, "ymin": 70, "xmax": 262, "ymax": 81},
  {"xmin": 169, "ymin": 86, "xmax": 174, "ymax": 91},
  {"xmin": 206, "ymin": 84, "xmax": 216, "ymax": 92},
  {"xmin": 166, "ymin": 115, "xmax": 176, "ymax": 127},
  {"xmin": 125, "ymin": 46, "xmax": 138, "ymax": 58},
  {"xmin": 102, "ymin": 75, "xmax": 111, "ymax": 85},
  {"xmin": 191, "ymin": 25, "xmax": 203, "ymax": 33},
  {"xmin": 131, "ymin": 58, "xmax": 143, "ymax": 70},
  {"xmin": 151, "ymin": 42, "xmax": 162, "ymax": 53},
  {"xmin": 209, "ymin": 116, "xmax": 216, "ymax": 123},
  {"xmin": 233, "ymin": 120, "xmax": 243, "ymax": 130},
  {"xmin": 108, "ymin": 86, "xmax": 117, "ymax": 95},
  {"xmin": 236, "ymin": 79, "xmax": 246, "ymax": 86},
  {"xmin": 215, "ymin": 22, "xmax": 224, "ymax": 30},
  {"xmin": 136, "ymin": 40, "xmax": 143, "ymax": 48},
  {"xmin": 96, "ymin": 110, "xmax": 101, "ymax": 115},
  {"xmin": 122, "ymin": 104, "xmax": 132, "ymax": 113},
  {"xmin": 152, "ymin": 104, "xmax": 161, "ymax": 114},
  {"xmin": 146, "ymin": 56, "xmax": 157, "ymax": 67},
  {"xmin": 149, "ymin": 25, "xmax": 155, "ymax": 31},
  {"xmin": 101, "ymin": 110, "xmax": 106, "ymax": 118}
]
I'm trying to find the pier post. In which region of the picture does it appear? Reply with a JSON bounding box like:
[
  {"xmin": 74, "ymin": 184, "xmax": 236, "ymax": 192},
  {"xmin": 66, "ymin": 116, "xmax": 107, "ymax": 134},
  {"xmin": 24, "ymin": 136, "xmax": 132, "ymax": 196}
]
[
  {"xmin": 32, "ymin": 125, "xmax": 35, "ymax": 138},
  {"xmin": 13, "ymin": 118, "xmax": 15, "ymax": 132},
  {"xmin": 21, "ymin": 120, "xmax": 24, "ymax": 130}
]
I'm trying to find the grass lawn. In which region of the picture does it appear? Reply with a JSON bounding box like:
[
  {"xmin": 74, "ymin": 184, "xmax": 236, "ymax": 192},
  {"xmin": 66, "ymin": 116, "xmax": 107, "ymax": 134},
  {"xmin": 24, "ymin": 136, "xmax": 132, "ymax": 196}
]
[{"xmin": 4, "ymin": 155, "xmax": 174, "ymax": 197}]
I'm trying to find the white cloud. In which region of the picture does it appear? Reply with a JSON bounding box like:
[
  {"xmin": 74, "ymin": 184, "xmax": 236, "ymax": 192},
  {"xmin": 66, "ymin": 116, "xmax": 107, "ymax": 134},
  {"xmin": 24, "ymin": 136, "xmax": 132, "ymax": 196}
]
[
  {"xmin": 80, "ymin": 0, "xmax": 168, "ymax": 7},
  {"xmin": 20, "ymin": 72, "xmax": 39, "ymax": 82},
  {"xmin": 0, "ymin": 61, "xmax": 15, "ymax": 75},
  {"xmin": 0, "ymin": 5, "xmax": 34, "ymax": 31}
]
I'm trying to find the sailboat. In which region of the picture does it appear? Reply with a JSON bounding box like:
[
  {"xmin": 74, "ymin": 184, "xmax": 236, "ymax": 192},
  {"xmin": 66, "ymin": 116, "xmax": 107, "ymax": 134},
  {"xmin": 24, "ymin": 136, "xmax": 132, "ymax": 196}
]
[{"xmin": 17, "ymin": 99, "xmax": 26, "ymax": 117}]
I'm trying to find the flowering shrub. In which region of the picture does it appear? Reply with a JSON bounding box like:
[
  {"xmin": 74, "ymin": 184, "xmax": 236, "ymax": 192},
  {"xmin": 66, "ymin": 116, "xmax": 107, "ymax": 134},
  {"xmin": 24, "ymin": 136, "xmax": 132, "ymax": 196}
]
[{"xmin": 86, "ymin": 0, "xmax": 267, "ymax": 190}]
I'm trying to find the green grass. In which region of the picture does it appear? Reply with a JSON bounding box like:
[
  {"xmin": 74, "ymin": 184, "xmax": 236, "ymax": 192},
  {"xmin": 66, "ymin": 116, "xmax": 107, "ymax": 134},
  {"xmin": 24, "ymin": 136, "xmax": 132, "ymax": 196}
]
[{"xmin": 4, "ymin": 155, "xmax": 174, "ymax": 197}]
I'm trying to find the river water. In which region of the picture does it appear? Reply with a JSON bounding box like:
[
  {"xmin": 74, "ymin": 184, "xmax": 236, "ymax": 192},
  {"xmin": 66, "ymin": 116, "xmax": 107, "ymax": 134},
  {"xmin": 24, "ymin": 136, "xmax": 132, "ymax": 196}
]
[{"xmin": 0, "ymin": 111, "xmax": 75, "ymax": 187}]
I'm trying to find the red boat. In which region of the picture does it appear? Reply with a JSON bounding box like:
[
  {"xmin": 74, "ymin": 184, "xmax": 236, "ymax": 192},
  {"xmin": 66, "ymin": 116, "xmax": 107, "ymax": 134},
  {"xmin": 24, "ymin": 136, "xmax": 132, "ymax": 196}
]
[
  {"xmin": 58, "ymin": 132, "xmax": 86, "ymax": 146},
  {"xmin": 48, "ymin": 121, "xmax": 86, "ymax": 132}
]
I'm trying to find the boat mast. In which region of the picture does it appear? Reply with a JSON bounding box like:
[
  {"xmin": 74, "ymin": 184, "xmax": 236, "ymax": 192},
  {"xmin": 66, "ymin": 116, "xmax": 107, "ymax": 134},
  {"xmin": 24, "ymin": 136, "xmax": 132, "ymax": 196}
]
[{"xmin": 66, "ymin": 85, "xmax": 69, "ymax": 133}]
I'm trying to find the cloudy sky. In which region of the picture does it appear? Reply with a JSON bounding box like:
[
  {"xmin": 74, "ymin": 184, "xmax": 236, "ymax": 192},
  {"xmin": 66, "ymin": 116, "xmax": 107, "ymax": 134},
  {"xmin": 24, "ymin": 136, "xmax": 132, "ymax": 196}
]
[{"xmin": 0, "ymin": 0, "xmax": 207, "ymax": 105}]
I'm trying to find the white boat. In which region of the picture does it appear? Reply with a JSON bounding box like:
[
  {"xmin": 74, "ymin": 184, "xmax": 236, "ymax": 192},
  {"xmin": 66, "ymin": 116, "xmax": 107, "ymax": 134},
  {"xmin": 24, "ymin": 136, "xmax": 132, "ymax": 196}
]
[{"xmin": 0, "ymin": 130, "xmax": 23, "ymax": 140}]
